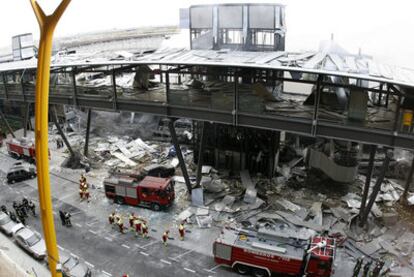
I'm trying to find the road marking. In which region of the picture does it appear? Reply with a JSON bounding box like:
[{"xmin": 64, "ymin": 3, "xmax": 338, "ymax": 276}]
[
  {"xmin": 140, "ymin": 251, "xmax": 149, "ymax": 256},
  {"xmin": 206, "ymin": 264, "xmax": 222, "ymax": 272},
  {"xmin": 75, "ymin": 223, "xmax": 82, "ymax": 228},
  {"xmin": 57, "ymin": 245, "xmax": 65, "ymax": 251},
  {"xmin": 85, "ymin": 261, "xmax": 95, "ymax": 268},
  {"xmin": 105, "ymin": 237, "xmax": 113, "ymax": 242},
  {"xmin": 140, "ymin": 240, "xmax": 158, "ymax": 249},
  {"xmin": 102, "ymin": 270, "xmax": 112, "ymax": 276},
  {"xmin": 86, "ymin": 220, "xmax": 99, "ymax": 226},
  {"xmin": 122, "ymin": 244, "xmax": 130, "ymax": 249},
  {"xmin": 172, "ymin": 249, "xmax": 194, "ymax": 259},
  {"xmin": 184, "ymin": 268, "xmax": 196, "ymax": 273},
  {"xmin": 203, "ymin": 269, "xmax": 217, "ymax": 274},
  {"xmin": 70, "ymin": 253, "xmax": 79, "ymax": 259},
  {"xmin": 89, "ymin": 229, "xmax": 97, "ymax": 235},
  {"xmin": 160, "ymin": 259, "xmax": 171, "ymax": 265},
  {"xmin": 168, "ymin": 257, "xmax": 179, "ymax": 262}
]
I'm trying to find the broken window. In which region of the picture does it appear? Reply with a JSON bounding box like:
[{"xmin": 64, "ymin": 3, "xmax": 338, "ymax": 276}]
[
  {"xmin": 251, "ymin": 30, "xmax": 274, "ymax": 46},
  {"xmin": 219, "ymin": 29, "xmax": 243, "ymax": 45}
]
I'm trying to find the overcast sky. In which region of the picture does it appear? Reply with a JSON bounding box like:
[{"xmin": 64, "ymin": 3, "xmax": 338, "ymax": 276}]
[{"xmin": 1, "ymin": 0, "xmax": 414, "ymax": 68}]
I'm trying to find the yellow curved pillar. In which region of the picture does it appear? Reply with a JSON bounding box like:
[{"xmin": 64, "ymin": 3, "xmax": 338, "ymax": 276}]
[{"xmin": 30, "ymin": 1, "xmax": 71, "ymax": 276}]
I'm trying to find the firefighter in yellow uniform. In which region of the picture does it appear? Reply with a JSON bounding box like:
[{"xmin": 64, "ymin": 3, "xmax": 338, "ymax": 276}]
[
  {"xmin": 117, "ymin": 215, "xmax": 125, "ymax": 234},
  {"xmin": 129, "ymin": 213, "xmax": 136, "ymax": 231},
  {"xmin": 179, "ymin": 222, "xmax": 185, "ymax": 241},
  {"xmin": 142, "ymin": 221, "xmax": 148, "ymax": 238},
  {"xmin": 162, "ymin": 230, "xmax": 169, "ymax": 246}
]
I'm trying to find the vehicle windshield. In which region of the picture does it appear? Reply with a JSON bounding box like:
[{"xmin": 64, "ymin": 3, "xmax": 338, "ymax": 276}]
[
  {"xmin": 26, "ymin": 233, "xmax": 40, "ymax": 246},
  {"xmin": 0, "ymin": 216, "xmax": 11, "ymax": 225}
]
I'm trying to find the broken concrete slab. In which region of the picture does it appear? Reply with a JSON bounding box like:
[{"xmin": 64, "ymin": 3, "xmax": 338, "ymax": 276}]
[
  {"xmin": 196, "ymin": 207, "xmax": 209, "ymax": 216},
  {"xmin": 191, "ymin": 188, "xmax": 204, "ymax": 207},
  {"xmin": 201, "ymin": 165, "xmax": 212, "ymax": 174},
  {"xmin": 359, "ymin": 238, "xmax": 382, "ymax": 255},
  {"xmin": 112, "ymin": 152, "xmax": 137, "ymax": 166},
  {"xmin": 177, "ymin": 207, "xmax": 194, "ymax": 222},
  {"xmin": 196, "ymin": 215, "xmax": 212, "ymax": 228},
  {"xmin": 275, "ymin": 211, "xmax": 324, "ymax": 232},
  {"xmin": 214, "ymin": 195, "xmax": 236, "ymax": 212},
  {"xmin": 407, "ymin": 194, "xmax": 414, "ymax": 205},
  {"xmin": 381, "ymin": 212, "xmax": 399, "ymax": 226},
  {"xmin": 308, "ymin": 202, "xmax": 323, "ymax": 226},
  {"xmin": 276, "ymin": 199, "xmax": 301, "ymax": 213},
  {"xmin": 204, "ymin": 179, "xmax": 226, "ymax": 193},
  {"xmin": 240, "ymin": 170, "xmax": 257, "ymax": 204},
  {"xmin": 330, "ymin": 206, "xmax": 352, "ymax": 222}
]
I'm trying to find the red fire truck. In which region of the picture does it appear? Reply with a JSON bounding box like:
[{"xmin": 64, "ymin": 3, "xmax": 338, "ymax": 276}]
[
  {"xmin": 103, "ymin": 176, "xmax": 175, "ymax": 211},
  {"xmin": 213, "ymin": 227, "xmax": 336, "ymax": 277},
  {"xmin": 6, "ymin": 138, "xmax": 36, "ymax": 163}
]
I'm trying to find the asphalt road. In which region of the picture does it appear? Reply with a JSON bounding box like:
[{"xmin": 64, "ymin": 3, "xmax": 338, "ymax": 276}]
[{"xmin": 0, "ymin": 153, "xmax": 237, "ymax": 277}]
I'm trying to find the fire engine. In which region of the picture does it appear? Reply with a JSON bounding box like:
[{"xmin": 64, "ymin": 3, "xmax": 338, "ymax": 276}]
[
  {"xmin": 213, "ymin": 227, "xmax": 336, "ymax": 277},
  {"xmin": 6, "ymin": 138, "xmax": 36, "ymax": 163},
  {"xmin": 103, "ymin": 176, "xmax": 175, "ymax": 211}
]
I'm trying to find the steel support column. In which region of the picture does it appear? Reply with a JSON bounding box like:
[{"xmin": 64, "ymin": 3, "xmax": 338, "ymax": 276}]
[
  {"xmin": 360, "ymin": 150, "xmax": 393, "ymax": 225},
  {"xmin": 111, "ymin": 69, "xmax": 118, "ymax": 110},
  {"xmin": 2, "ymin": 73, "xmax": 8, "ymax": 99},
  {"xmin": 23, "ymin": 103, "xmax": 30, "ymax": 137},
  {"xmin": 233, "ymin": 70, "xmax": 239, "ymax": 126},
  {"xmin": 195, "ymin": 121, "xmax": 206, "ymax": 187},
  {"xmin": 0, "ymin": 109, "xmax": 15, "ymax": 138},
  {"xmin": 311, "ymin": 75, "xmax": 322, "ymax": 136},
  {"xmin": 168, "ymin": 119, "xmax": 192, "ymax": 194},
  {"xmin": 359, "ymin": 145, "xmax": 377, "ymax": 226},
  {"xmin": 84, "ymin": 109, "xmax": 92, "ymax": 157},
  {"xmin": 402, "ymin": 155, "xmax": 414, "ymax": 201},
  {"xmin": 52, "ymin": 106, "xmax": 74, "ymax": 157},
  {"xmin": 71, "ymin": 68, "xmax": 78, "ymax": 106}
]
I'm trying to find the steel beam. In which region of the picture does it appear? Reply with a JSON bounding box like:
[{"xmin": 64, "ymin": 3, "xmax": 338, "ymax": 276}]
[
  {"xmin": 195, "ymin": 121, "xmax": 206, "ymax": 187},
  {"xmin": 360, "ymin": 150, "xmax": 393, "ymax": 225},
  {"xmin": 1, "ymin": 86, "xmax": 414, "ymax": 150},
  {"xmin": 0, "ymin": 109, "xmax": 15, "ymax": 138},
  {"xmin": 359, "ymin": 145, "xmax": 377, "ymax": 226},
  {"xmin": 84, "ymin": 109, "xmax": 92, "ymax": 157},
  {"xmin": 51, "ymin": 105, "xmax": 74, "ymax": 157},
  {"xmin": 168, "ymin": 119, "xmax": 192, "ymax": 194}
]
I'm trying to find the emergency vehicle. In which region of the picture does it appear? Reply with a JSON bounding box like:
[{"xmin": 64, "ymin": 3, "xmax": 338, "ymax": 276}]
[
  {"xmin": 103, "ymin": 176, "xmax": 174, "ymax": 211},
  {"xmin": 6, "ymin": 138, "xmax": 36, "ymax": 163},
  {"xmin": 213, "ymin": 227, "xmax": 336, "ymax": 277}
]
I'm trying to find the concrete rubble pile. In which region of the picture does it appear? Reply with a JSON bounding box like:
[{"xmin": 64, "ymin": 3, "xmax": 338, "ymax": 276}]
[{"xmin": 171, "ymin": 142, "xmax": 414, "ymax": 276}]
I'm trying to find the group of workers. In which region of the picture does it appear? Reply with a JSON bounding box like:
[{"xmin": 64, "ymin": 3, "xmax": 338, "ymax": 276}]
[
  {"xmin": 1, "ymin": 198, "xmax": 36, "ymax": 225},
  {"xmin": 79, "ymin": 174, "xmax": 90, "ymax": 202},
  {"xmin": 353, "ymin": 256, "xmax": 386, "ymax": 277},
  {"xmin": 108, "ymin": 212, "xmax": 149, "ymax": 237},
  {"xmin": 108, "ymin": 212, "xmax": 187, "ymax": 246}
]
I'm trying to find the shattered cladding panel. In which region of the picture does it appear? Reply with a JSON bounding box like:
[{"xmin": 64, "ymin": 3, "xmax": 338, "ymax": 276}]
[
  {"xmin": 249, "ymin": 5, "xmax": 275, "ymax": 29},
  {"xmin": 308, "ymin": 148, "xmax": 358, "ymax": 183},
  {"xmin": 218, "ymin": 6, "xmax": 243, "ymax": 29},
  {"xmin": 190, "ymin": 6, "xmax": 213, "ymax": 29}
]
